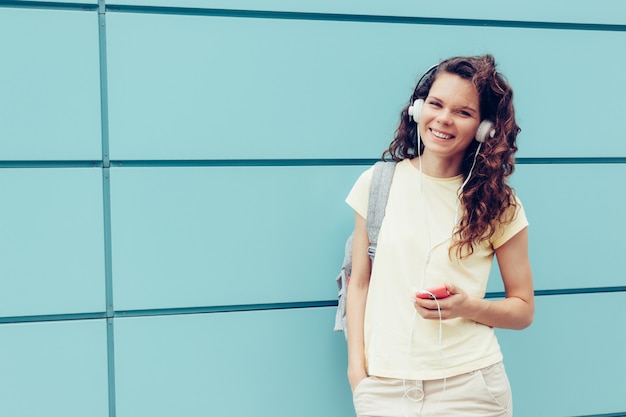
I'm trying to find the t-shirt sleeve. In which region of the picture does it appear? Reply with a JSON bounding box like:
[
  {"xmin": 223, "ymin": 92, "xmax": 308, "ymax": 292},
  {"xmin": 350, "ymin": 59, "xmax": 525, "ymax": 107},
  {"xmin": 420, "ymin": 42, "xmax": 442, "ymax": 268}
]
[
  {"xmin": 345, "ymin": 166, "xmax": 375, "ymax": 219},
  {"xmin": 491, "ymin": 195, "xmax": 529, "ymax": 249}
]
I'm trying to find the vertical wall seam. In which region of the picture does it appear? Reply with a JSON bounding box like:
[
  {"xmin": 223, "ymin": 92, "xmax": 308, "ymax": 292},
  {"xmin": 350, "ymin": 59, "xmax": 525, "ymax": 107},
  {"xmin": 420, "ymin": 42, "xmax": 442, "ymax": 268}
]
[
  {"xmin": 105, "ymin": 315, "xmax": 117, "ymax": 417},
  {"xmin": 98, "ymin": 1, "xmax": 116, "ymax": 416},
  {"xmin": 98, "ymin": 1, "xmax": 110, "ymax": 169}
]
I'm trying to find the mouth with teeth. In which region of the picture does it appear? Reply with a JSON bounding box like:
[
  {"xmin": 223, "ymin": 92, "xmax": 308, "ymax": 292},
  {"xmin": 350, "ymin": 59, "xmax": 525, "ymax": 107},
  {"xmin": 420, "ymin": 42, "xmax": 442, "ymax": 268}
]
[{"xmin": 430, "ymin": 128, "xmax": 454, "ymax": 140}]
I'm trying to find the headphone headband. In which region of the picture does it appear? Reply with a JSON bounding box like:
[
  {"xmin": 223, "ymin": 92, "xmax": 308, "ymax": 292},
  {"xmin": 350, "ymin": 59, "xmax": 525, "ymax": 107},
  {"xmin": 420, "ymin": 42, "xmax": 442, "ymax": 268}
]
[{"xmin": 411, "ymin": 63, "xmax": 439, "ymax": 105}]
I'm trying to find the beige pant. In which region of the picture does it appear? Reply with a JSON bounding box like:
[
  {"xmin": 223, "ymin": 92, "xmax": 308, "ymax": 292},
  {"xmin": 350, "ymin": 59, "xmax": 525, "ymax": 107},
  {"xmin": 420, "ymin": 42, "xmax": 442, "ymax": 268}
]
[{"xmin": 352, "ymin": 362, "xmax": 512, "ymax": 417}]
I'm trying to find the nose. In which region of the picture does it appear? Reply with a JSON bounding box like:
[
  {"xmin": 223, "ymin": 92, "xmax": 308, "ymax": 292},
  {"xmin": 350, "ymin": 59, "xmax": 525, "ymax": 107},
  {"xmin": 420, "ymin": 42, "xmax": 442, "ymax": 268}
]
[{"xmin": 436, "ymin": 109, "xmax": 452, "ymax": 125}]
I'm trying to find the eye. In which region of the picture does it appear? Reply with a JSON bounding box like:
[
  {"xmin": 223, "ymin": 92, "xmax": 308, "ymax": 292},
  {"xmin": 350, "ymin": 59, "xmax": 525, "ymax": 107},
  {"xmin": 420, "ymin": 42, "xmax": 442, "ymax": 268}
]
[
  {"xmin": 458, "ymin": 110, "xmax": 471, "ymax": 117},
  {"xmin": 428, "ymin": 100, "xmax": 442, "ymax": 108}
]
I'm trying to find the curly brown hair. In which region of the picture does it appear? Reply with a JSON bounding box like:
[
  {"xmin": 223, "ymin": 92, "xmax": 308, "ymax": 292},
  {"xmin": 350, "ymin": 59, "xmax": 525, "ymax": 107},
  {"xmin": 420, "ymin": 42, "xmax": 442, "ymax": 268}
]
[{"xmin": 383, "ymin": 55, "xmax": 521, "ymax": 258}]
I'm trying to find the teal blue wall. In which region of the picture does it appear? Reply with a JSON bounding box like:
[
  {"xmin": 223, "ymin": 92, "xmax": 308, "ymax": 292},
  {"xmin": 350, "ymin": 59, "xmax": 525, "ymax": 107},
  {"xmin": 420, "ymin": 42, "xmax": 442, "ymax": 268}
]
[{"xmin": 1, "ymin": 1, "xmax": 625, "ymax": 416}]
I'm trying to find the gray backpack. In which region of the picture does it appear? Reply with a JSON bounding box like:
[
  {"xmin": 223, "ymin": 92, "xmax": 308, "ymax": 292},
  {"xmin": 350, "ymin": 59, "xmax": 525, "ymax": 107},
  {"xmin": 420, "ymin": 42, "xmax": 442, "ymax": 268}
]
[{"xmin": 334, "ymin": 161, "xmax": 397, "ymax": 339}]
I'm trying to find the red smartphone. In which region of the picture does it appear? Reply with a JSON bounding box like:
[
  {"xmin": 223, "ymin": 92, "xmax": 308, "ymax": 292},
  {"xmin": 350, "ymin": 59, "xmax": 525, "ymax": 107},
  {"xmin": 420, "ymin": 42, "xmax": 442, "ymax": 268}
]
[{"xmin": 416, "ymin": 285, "xmax": 450, "ymax": 300}]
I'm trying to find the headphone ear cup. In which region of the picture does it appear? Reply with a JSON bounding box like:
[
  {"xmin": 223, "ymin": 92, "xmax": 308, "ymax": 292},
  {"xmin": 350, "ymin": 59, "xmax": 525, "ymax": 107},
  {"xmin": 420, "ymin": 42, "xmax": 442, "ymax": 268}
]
[
  {"xmin": 408, "ymin": 99, "xmax": 424, "ymax": 123},
  {"xmin": 475, "ymin": 120, "xmax": 495, "ymax": 143}
]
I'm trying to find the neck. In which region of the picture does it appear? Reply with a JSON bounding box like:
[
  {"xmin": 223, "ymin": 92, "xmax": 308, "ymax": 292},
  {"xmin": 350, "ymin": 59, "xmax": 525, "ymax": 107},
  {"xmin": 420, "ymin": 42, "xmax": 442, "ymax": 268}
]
[{"xmin": 412, "ymin": 151, "xmax": 463, "ymax": 178}]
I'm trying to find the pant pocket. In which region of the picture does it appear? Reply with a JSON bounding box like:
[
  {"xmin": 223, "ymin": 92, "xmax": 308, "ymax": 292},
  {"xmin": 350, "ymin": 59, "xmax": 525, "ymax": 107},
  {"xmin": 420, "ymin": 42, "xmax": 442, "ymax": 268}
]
[
  {"xmin": 477, "ymin": 362, "xmax": 512, "ymax": 413},
  {"xmin": 352, "ymin": 377, "xmax": 372, "ymax": 417},
  {"xmin": 352, "ymin": 376, "xmax": 371, "ymax": 397},
  {"xmin": 352, "ymin": 377, "xmax": 408, "ymax": 417}
]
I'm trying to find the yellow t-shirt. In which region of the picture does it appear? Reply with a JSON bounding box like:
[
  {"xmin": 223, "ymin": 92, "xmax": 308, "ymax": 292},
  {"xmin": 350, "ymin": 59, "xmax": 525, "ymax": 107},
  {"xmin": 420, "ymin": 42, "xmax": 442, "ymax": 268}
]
[{"xmin": 346, "ymin": 159, "xmax": 528, "ymax": 380}]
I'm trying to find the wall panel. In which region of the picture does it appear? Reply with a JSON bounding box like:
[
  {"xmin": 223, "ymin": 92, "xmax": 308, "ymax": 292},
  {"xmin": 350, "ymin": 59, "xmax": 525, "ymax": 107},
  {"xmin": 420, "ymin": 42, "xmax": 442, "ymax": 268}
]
[
  {"xmin": 0, "ymin": 319, "xmax": 109, "ymax": 417},
  {"xmin": 114, "ymin": 307, "xmax": 351, "ymax": 417},
  {"xmin": 497, "ymin": 292, "xmax": 626, "ymax": 416},
  {"xmin": 106, "ymin": 12, "xmax": 626, "ymax": 160},
  {"xmin": 487, "ymin": 164, "xmax": 624, "ymax": 293},
  {"xmin": 108, "ymin": 0, "xmax": 626, "ymax": 25},
  {"xmin": 0, "ymin": 8, "xmax": 101, "ymax": 161},
  {"xmin": 115, "ymin": 293, "xmax": 626, "ymax": 417},
  {"xmin": 0, "ymin": 168, "xmax": 106, "ymax": 317},
  {"xmin": 109, "ymin": 165, "xmax": 359, "ymax": 310},
  {"xmin": 111, "ymin": 163, "xmax": 624, "ymax": 311}
]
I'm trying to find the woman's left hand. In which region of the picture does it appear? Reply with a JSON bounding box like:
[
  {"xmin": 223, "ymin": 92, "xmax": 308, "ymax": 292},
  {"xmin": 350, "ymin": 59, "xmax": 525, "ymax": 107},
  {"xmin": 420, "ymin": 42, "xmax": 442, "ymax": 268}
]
[{"xmin": 413, "ymin": 284, "xmax": 480, "ymax": 321}]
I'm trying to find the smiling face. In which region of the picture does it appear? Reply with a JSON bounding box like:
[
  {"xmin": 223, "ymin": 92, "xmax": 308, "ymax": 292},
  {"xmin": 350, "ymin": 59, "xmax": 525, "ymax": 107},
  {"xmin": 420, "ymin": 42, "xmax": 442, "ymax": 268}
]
[{"xmin": 418, "ymin": 72, "xmax": 481, "ymax": 170}]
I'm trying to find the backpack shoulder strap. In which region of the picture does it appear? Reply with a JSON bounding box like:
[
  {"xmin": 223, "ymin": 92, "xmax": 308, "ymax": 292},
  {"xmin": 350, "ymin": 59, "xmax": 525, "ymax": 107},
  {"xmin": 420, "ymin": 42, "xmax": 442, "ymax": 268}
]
[{"xmin": 366, "ymin": 161, "xmax": 396, "ymax": 258}]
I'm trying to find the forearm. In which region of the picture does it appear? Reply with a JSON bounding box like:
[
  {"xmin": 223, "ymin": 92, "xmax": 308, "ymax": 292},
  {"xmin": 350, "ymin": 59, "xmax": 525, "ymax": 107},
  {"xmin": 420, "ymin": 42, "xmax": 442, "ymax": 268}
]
[
  {"xmin": 478, "ymin": 227, "xmax": 534, "ymax": 330},
  {"xmin": 465, "ymin": 295, "xmax": 534, "ymax": 330},
  {"xmin": 345, "ymin": 280, "xmax": 369, "ymax": 371},
  {"xmin": 346, "ymin": 212, "xmax": 372, "ymax": 386}
]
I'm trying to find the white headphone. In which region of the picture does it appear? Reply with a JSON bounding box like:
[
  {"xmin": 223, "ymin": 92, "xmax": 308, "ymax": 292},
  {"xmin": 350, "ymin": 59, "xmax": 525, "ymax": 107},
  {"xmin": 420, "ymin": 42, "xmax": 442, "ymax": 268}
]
[{"xmin": 408, "ymin": 98, "xmax": 495, "ymax": 143}]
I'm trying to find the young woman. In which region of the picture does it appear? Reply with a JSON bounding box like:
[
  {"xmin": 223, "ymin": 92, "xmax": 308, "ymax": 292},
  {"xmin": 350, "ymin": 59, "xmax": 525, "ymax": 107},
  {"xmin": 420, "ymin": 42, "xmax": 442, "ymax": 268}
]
[{"xmin": 345, "ymin": 55, "xmax": 533, "ymax": 417}]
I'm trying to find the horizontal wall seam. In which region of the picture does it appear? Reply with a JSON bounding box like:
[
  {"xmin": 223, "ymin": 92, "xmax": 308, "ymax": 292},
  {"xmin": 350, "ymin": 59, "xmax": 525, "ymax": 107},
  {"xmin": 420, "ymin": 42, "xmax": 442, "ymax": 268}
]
[
  {"xmin": 0, "ymin": 312, "xmax": 106, "ymax": 324},
  {"xmin": 516, "ymin": 157, "xmax": 626, "ymax": 165},
  {"xmin": 488, "ymin": 286, "xmax": 626, "ymax": 299},
  {"xmin": 109, "ymin": 157, "xmax": 626, "ymax": 167},
  {"xmin": 110, "ymin": 159, "xmax": 380, "ymax": 167},
  {"xmin": 115, "ymin": 300, "xmax": 337, "ymax": 318},
  {"xmin": 574, "ymin": 413, "xmax": 626, "ymax": 417},
  {"xmin": 0, "ymin": 161, "xmax": 103, "ymax": 168},
  {"xmin": 106, "ymin": 5, "xmax": 626, "ymax": 32},
  {"xmin": 2, "ymin": 286, "xmax": 624, "ymax": 324},
  {"xmin": 1, "ymin": 158, "xmax": 625, "ymax": 168},
  {"xmin": 0, "ymin": 1, "xmax": 96, "ymax": 11},
  {"xmin": 116, "ymin": 286, "xmax": 626, "ymax": 318},
  {"xmin": 1, "ymin": 2, "xmax": 625, "ymax": 32}
]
